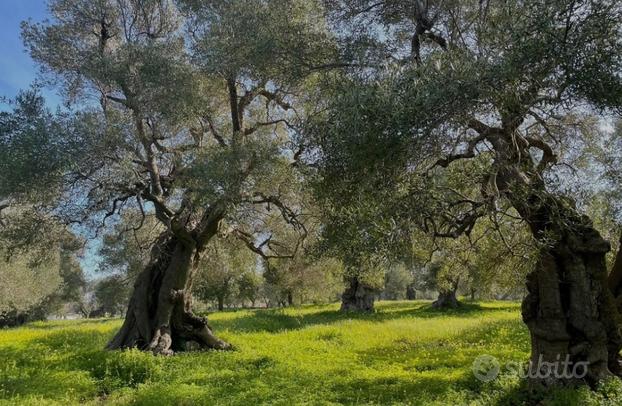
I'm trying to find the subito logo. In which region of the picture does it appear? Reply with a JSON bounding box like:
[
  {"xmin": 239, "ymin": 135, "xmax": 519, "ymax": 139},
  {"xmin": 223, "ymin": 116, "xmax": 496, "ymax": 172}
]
[{"xmin": 472, "ymin": 354, "xmax": 500, "ymax": 382}]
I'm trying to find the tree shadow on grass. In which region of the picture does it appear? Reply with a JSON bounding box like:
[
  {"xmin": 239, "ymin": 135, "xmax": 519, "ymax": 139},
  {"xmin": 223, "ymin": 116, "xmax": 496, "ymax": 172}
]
[
  {"xmin": 350, "ymin": 318, "xmax": 531, "ymax": 404},
  {"xmin": 356, "ymin": 318, "xmax": 528, "ymax": 367},
  {"xmin": 0, "ymin": 306, "xmax": 527, "ymax": 404},
  {"xmin": 328, "ymin": 374, "xmax": 463, "ymax": 405},
  {"xmin": 0, "ymin": 326, "xmax": 153, "ymax": 401},
  {"xmin": 0, "ymin": 330, "xmax": 109, "ymax": 400},
  {"xmin": 210, "ymin": 301, "xmax": 520, "ymax": 333},
  {"xmin": 22, "ymin": 318, "xmax": 120, "ymax": 329},
  {"xmin": 491, "ymin": 378, "xmax": 599, "ymax": 406}
]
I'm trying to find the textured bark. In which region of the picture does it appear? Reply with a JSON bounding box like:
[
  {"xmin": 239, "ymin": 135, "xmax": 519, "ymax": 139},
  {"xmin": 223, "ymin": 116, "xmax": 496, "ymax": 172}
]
[
  {"xmin": 432, "ymin": 289, "xmax": 459, "ymax": 309},
  {"xmin": 341, "ymin": 277, "xmax": 376, "ymax": 312},
  {"xmin": 107, "ymin": 234, "xmax": 230, "ymax": 354},
  {"xmin": 501, "ymin": 173, "xmax": 622, "ymax": 384},
  {"xmin": 450, "ymin": 121, "xmax": 622, "ymax": 385},
  {"xmin": 287, "ymin": 291, "xmax": 294, "ymax": 307},
  {"xmin": 607, "ymin": 232, "xmax": 622, "ymax": 374},
  {"xmin": 406, "ymin": 284, "xmax": 417, "ymax": 300},
  {"xmin": 608, "ymin": 232, "xmax": 622, "ymax": 299},
  {"xmin": 519, "ymin": 232, "xmax": 621, "ymax": 385}
]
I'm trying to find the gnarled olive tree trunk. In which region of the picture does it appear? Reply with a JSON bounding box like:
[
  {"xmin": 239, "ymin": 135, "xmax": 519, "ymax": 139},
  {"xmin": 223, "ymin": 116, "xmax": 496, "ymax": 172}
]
[
  {"xmin": 607, "ymin": 232, "xmax": 622, "ymax": 374},
  {"xmin": 432, "ymin": 288, "xmax": 459, "ymax": 309},
  {"xmin": 107, "ymin": 233, "xmax": 230, "ymax": 354},
  {"xmin": 497, "ymin": 164, "xmax": 622, "ymax": 384},
  {"xmin": 341, "ymin": 276, "xmax": 376, "ymax": 312}
]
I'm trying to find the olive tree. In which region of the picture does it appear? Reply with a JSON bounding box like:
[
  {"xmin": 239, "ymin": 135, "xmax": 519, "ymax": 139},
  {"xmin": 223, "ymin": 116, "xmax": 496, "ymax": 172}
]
[
  {"xmin": 315, "ymin": 0, "xmax": 622, "ymax": 384},
  {"xmin": 14, "ymin": 0, "xmax": 332, "ymax": 354}
]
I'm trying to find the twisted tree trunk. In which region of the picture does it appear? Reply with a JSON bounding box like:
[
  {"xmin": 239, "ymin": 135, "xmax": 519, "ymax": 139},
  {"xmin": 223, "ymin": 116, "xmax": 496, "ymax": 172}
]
[
  {"xmin": 500, "ymin": 169, "xmax": 622, "ymax": 384},
  {"xmin": 432, "ymin": 288, "xmax": 459, "ymax": 309},
  {"xmin": 607, "ymin": 232, "xmax": 622, "ymax": 374},
  {"xmin": 341, "ymin": 276, "xmax": 376, "ymax": 312},
  {"xmin": 107, "ymin": 233, "xmax": 230, "ymax": 354},
  {"xmin": 520, "ymin": 229, "xmax": 620, "ymax": 384}
]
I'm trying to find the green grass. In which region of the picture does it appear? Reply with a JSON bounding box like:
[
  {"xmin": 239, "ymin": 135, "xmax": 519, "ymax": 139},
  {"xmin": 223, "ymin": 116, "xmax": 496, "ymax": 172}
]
[{"xmin": 1, "ymin": 301, "xmax": 621, "ymax": 405}]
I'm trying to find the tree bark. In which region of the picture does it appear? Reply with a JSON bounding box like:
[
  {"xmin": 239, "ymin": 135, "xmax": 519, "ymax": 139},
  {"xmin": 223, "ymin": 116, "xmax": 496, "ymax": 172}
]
[
  {"xmin": 607, "ymin": 231, "xmax": 622, "ymax": 374},
  {"xmin": 519, "ymin": 231, "xmax": 620, "ymax": 385},
  {"xmin": 453, "ymin": 122, "xmax": 622, "ymax": 385},
  {"xmin": 287, "ymin": 291, "xmax": 294, "ymax": 307},
  {"xmin": 107, "ymin": 233, "xmax": 230, "ymax": 354},
  {"xmin": 217, "ymin": 295, "xmax": 225, "ymax": 312},
  {"xmin": 501, "ymin": 173, "xmax": 622, "ymax": 384},
  {"xmin": 406, "ymin": 284, "xmax": 417, "ymax": 300},
  {"xmin": 340, "ymin": 277, "xmax": 375, "ymax": 312},
  {"xmin": 432, "ymin": 288, "xmax": 459, "ymax": 309}
]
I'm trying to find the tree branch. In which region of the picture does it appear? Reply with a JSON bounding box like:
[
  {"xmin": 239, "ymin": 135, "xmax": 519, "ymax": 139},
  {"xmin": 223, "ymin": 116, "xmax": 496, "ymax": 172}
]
[
  {"xmin": 232, "ymin": 229, "xmax": 296, "ymax": 260},
  {"xmin": 525, "ymin": 136, "xmax": 557, "ymax": 172},
  {"xmin": 431, "ymin": 134, "xmax": 487, "ymax": 169},
  {"xmin": 243, "ymin": 119, "xmax": 292, "ymax": 136},
  {"xmin": 227, "ymin": 77, "xmax": 242, "ymax": 133}
]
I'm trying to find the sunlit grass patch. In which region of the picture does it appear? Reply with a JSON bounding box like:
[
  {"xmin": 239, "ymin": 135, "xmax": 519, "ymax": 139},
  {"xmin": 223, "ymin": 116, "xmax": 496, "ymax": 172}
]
[{"xmin": 1, "ymin": 301, "xmax": 621, "ymax": 405}]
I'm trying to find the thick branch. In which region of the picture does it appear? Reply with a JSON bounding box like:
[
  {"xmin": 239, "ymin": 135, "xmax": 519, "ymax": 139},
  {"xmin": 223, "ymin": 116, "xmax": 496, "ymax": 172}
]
[
  {"xmin": 609, "ymin": 231, "xmax": 622, "ymax": 298},
  {"xmin": 227, "ymin": 78, "xmax": 242, "ymax": 133},
  {"xmin": 195, "ymin": 202, "xmax": 226, "ymax": 249},
  {"xmin": 432, "ymin": 134, "xmax": 487, "ymax": 169},
  {"xmin": 134, "ymin": 114, "xmax": 164, "ymax": 197},
  {"xmin": 257, "ymin": 90, "xmax": 292, "ymax": 111},
  {"xmin": 525, "ymin": 136, "xmax": 557, "ymax": 172},
  {"xmin": 232, "ymin": 229, "xmax": 295, "ymax": 260}
]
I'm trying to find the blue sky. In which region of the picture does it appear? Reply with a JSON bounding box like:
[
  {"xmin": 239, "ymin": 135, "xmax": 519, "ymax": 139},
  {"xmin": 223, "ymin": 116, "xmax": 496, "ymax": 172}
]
[
  {"xmin": 0, "ymin": 1, "xmax": 104, "ymax": 276},
  {"xmin": 0, "ymin": 1, "xmax": 47, "ymax": 96},
  {"xmin": 0, "ymin": 1, "xmax": 60, "ymax": 105}
]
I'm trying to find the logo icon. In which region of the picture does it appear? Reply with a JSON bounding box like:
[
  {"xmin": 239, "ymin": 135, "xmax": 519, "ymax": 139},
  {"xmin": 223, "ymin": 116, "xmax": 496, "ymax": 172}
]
[{"xmin": 472, "ymin": 354, "xmax": 500, "ymax": 382}]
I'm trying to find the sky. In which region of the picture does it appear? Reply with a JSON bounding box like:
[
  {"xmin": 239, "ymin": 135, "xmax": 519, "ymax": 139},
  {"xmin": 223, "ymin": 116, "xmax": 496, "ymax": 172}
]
[
  {"xmin": 0, "ymin": 1, "xmax": 56, "ymax": 102},
  {"xmin": 0, "ymin": 1, "xmax": 104, "ymax": 276}
]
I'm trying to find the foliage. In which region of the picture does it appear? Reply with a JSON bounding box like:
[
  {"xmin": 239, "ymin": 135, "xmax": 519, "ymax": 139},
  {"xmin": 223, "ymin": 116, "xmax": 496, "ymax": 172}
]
[
  {"xmin": 381, "ymin": 264, "xmax": 413, "ymax": 300},
  {"xmin": 93, "ymin": 275, "xmax": 131, "ymax": 317},
  {"xmin": 0, "ymin": 252, "xmax": 62, "ymax": 327},
  {"xmin": 262, "ymin": 256, "xmax": 344, "ymax": 306},
  {"xmin": 193, "ymin": 236, "xmax": 258, "ymax": 309},
  {"xmin": 311, "ymin": 0, "xmax": 622, "ymax": 251},
  {"xmin": 0, "ymin": 240, "xmax": 86, "ymax": 327}
]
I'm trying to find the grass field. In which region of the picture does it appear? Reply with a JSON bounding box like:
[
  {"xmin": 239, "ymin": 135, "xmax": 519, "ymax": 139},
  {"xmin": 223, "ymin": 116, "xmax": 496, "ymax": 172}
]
[{"xmin": 1, "ymin": 301, "xmax": 622, "ymax": 405}]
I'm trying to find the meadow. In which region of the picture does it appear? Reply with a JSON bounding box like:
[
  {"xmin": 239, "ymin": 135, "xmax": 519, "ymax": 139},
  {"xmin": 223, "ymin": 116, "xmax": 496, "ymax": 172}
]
[{"xmin": 1, "ymin": 301, "xmax": 621, "ymax": 405}]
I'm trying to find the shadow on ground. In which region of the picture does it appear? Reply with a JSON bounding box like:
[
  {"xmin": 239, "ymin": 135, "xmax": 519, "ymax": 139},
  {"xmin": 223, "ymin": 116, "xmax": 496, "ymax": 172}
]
[
  {"xmin": 0, "ymin": 301, "xmax": 527, "ymax": 404},
  {"xmin": 210, "ymin": 301, "xmax": 519, "ymax": 333}
]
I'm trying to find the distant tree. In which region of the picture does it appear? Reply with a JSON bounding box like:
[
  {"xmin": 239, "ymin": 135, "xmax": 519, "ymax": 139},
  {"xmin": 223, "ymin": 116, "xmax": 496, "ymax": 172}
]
[
  {"xmin": 0, "ymin": 239, "xmax": 85, "ymax": 326},
  {"xmin": 0, "ymin": 252, "xmax": 62, "ymax": 327},
  {"xmin": 75, "ymin": 284, "xmax": 98, "ymax": 319},
  {"xmin": 381, "ymin": 265, "xmax": 412, "ymax": 301},
  {"xmin": 93, "ymin": 275, "xmax": 131, "ymax": 317},
  {"xmin": 236, "ymin": 271, "xmax": 262, "ymax": 308},
  {"xmin": 263, "ymin": 256, "xmax": 344, "ymax": 307},
  {"xmin": 194, "ymin": 237, "xmax": 256, "ymax": 311}
]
